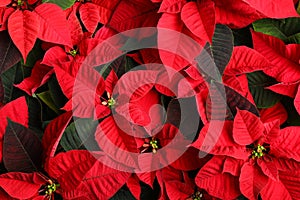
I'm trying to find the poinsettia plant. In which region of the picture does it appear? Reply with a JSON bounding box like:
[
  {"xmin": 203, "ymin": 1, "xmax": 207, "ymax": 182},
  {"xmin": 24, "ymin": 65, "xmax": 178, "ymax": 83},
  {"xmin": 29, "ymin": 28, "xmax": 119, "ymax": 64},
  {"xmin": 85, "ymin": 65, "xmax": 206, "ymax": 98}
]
[{"xmin": 0, "ymin": 0, "xmax": 300, "ymax": 199}]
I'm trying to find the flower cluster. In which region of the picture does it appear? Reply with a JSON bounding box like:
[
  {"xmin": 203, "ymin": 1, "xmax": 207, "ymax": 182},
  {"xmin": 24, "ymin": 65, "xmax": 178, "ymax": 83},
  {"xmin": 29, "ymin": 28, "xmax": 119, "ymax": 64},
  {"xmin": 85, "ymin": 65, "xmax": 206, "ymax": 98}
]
[{"xmin": 0, "ymin": 0, "xmax": 300, "ymax": 200}]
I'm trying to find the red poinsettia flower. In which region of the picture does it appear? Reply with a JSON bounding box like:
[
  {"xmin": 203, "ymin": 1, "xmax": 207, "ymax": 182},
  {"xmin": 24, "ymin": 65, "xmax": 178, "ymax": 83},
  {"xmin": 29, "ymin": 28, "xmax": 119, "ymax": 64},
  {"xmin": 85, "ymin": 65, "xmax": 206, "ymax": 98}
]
[
  {"xmin": 0, "ymin": 1, "xmax": 72, "ymax": 62},
  {"xmin": 0, "ymin": 172, "xmax": 60, "ymax": 200},
  {"xmin": 193, "ymin": 107, "xmax": 300, "ymax": 199}
]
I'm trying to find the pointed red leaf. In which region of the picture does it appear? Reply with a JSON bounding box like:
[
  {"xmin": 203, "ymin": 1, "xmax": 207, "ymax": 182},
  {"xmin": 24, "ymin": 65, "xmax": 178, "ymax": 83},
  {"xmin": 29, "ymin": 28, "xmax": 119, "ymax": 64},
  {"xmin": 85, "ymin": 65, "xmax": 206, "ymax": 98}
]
[
  {"xmin": 34, "ymin": 3, "xmax": 72, "ymax": 47},
  {"xmin": 222, "ymin": 157, "xmax": 244, "ymax": 176},
  {"xmin": 15, "ymin": 61, "xmax": 53, "ymax": 95},
  {"xmin": 126, "ymin": 175, "xmax": 141, "ymax": 200},
  {"xmin": 257, "ymin": 159, "xmax": 279, "ymax": 181},
  {"xmin": 107, "ymin": 0, "xmax": 160, "ymax": 33},
  {"xmin": 278, "ymin": 171, "xmax": 300, "ymax": 199},
  {"xmin": 79, "ymin": 3, "xmax": 100, "ymax": 33},
  {"xmin": 181, "ymin": 0, "xmax": 215, "ymax": 43},
  {"xmin": 244, "ymin": 0, "xmax": 298, "ymax": 18},
  {"xmin": 0, "ymin": 172, "xmax": 45, "ymax": 199},
  {"xmin": 192, "ymin": 121, "xmax": 249, "ymax": 160},
  {"xmin": 81, "ymin": 159, "xmax": 131, "ymax": 199},
  {"xmin": 136, "ymin": 172, "xmax": 156, "ymax": 188},
  {"xmin": 239, "ymin": 163, "xmax": 268, "ymax": 200},
  {"xmin": 271, "ymin": 127, "xmax": 300, "ymax": 161},
  {"xmin": 260, "ymin": 102, "xmax": 287, "ymax": 125},
  {"xmin": 252, "ymin": 31, "xmax": 300, "ymax": 82},
  {"xmin": 260, "ymin": 178, "xmax": 292, "ymax": 200},
  {"xmin": 41, "ymin": 46, "xmax": 69, "ymax": 68},
  {"xmin": 233, "ymin": 109, "xmax": 264, "ymax": 145},
  {"xmin": 225, "ymin": 46, "xmax": 271, "ymax": 75},
  {"xmin": 67, "ymin": 4, "xmax": 84, "ymax": 46},
  {"xmin": 215, "ymin": 0, "xmax": 261, "ymax": 28},
  {"xmin": 8, "ymin": 10, "xmax": 39, "ymax": 63},
  {"xmin": 47, "ymin": 150, "xmax": 97, "ymax": 192},
  {"xmin": 267, "ymin": 81, "xmax": 299, "ymax": 98},
  {"xmin": 158, "ymin": 0, "xmax": 186, "ymax": 13},
  {"xmin": 42, "ymin": 111, "xmax": 73, "ymax": 162},
  {"xmin": 95, "ymin": 116, "xmax": 138, "ymax": 168},
  {"xmin": 196, "ymin": 156, "xmax": 241, "ymax": 199},
  {"xmin": 157, "ymin": 13, "xmax": 203, "ymax": 71},
  {"xmin": 0, "ymin": 97, "xmax": 28, "ymax": 161}
]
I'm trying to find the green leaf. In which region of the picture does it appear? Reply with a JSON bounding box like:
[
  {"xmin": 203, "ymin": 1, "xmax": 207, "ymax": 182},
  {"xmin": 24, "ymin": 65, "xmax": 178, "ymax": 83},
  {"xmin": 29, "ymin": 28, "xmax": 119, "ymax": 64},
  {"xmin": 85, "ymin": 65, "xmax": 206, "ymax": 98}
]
[
  {"xmin": 36, "ymin": 91, "xmax": 60, "ymax": 114},
  {"xmin": 0, "ymin": 62, "xmax": 25, "ymax": 103},
  {"xmin": 26, "ymin": 96, "xmax": 43, "ymax": 134},
  {"xmin": 253, "ymin": 18, "xmax": 300, "ymax": 44},
  {"xmin": 24, "ymin": 39, "xmax": 44, "ymax": 68},
  {"xmin": 48, "ymin": 74, "xmax": 68, "ymax": 109},
  {"xmin": 247, "ymin": 71, "xmax": 282, "ymax": 108},
  {"xmin": 211, "ymin": 24, "xmax": 234, "ymax": 75},
  {"xmin": 60, "ymin": 118, "xmax": 99, "ymax": 151},
  {"xmin": 42, "ymin": 0, "xmax": 76, "ymax": 10},
  {"xmin": 3, "ymin": 120, "xmax": 42, "ymax": 173}
]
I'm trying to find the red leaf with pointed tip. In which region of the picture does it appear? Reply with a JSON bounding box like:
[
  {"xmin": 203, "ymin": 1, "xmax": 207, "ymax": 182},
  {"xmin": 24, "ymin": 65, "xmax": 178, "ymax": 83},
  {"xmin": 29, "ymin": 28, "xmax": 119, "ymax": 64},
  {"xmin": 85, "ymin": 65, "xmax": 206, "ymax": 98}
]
[
  {"xmin": 158, "ymin": 0, "xmax": 186, "ymax": 13},
  {"xmin": 271, "ymin": 127, "xmax": 300, "ymax": 161},
  {"xmin": 252, "ymin": 31, "xmax": 300, "ymax": 82},
  {"xmin": 93, "ymin": 0, "xmax": 120, "ymax": 24},
  {"xmin": 181, "ymin": 0, "xmax": 215, "ymax": 43},
  {"xmin": 257, "ymin": 159, "xmax": 279, "ymax": 181},
  {"xmin": 47, "ymin": 150, "xmax": 97, "ymax": 192},
  {"xmin": 224, "ymin": 46, "xmax": 271, "ymax": 75},
  {"xmin": 0, "ymin": 97, "xmax": 28, "ymax": 162},
  {"xmin": 260, "ymin": 178, "xmax": 292, "ymax": 200},
  {"xmin": 239, "ymin": 163, "xmax": 268, "ymax": 200},
  {"xmin": 79, "ymin": 3, "xmax": 100, "ymax": 33},
  {"xmin": 15, "ymin": 61, "xmax": 53, "ymax": 95},
  {"xmin": 222, "ymin": 157, "xmax": 244, "ymax": 176},
  {"xmin": 192, "ymin": 121, "xmax": 249, "ymax": 160},
  {"xmin": 278, "ymin": 171, "xmax": 300, "ymax": 199},
  {"xmin": 42, "ymin": 111, "xmax": 73, "ymax": 165},
  {"xmin": 136, "ymin": 172, "xmax": 156, "ymax": 188},
  {"xmin": 126, "ymin": 175, "xmax": 141, "ymax": 200},
  {"xmin": 243, "ymin": 0, "xmax": 298, "ymax": 18},
  {"xmin": 80, "ymin": 157, "xmax": 131, "ymax": 199},
  {"xmin": 260, "ymin": 102, "xmax": 287, "ymax": 125},
  {"xmin": 157, "ymin": 13, "xmax": 203, "ymax": 71},
  {"xmin": 95, "ymin": 116, "xmax": 138, "ymax": 168},
  {"xmin": 267, "ymin": 81, "xmax": 299, "ymax": 98},
  {"xmin": 233, "ymin": 109, "xmax": 264, "ymax": 145},
  {"xmin": 8, "ymin": 10, "xmax": 39, "ymax": 63},
  {"xmin": 196, "ymin": 156, "xmax": 241, "ymax": 199},
  {"xmin": 0, "ymin": 172, "xmax": 45, "ymax": 199},
  {"xmin": 107, "ymin": 0, "xmax": 160, "ymax": 33},
  {"xmin": 41, "ymin": 46, "xmax": 69, "ymax": 67},
  {"xmin": 35, "ymin": 3, "xmax": 72, "ymax": 47},
  {"xmin": 67, "ymin": 5, "xmax": 84, "ymax": 46},
  {"xmin": 0, "ymin": 8, "xmax": 14, "ymax": 32},
  {"xmin": 215, "ymin": 0, "xmax": 261, "ymax": 28}
]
